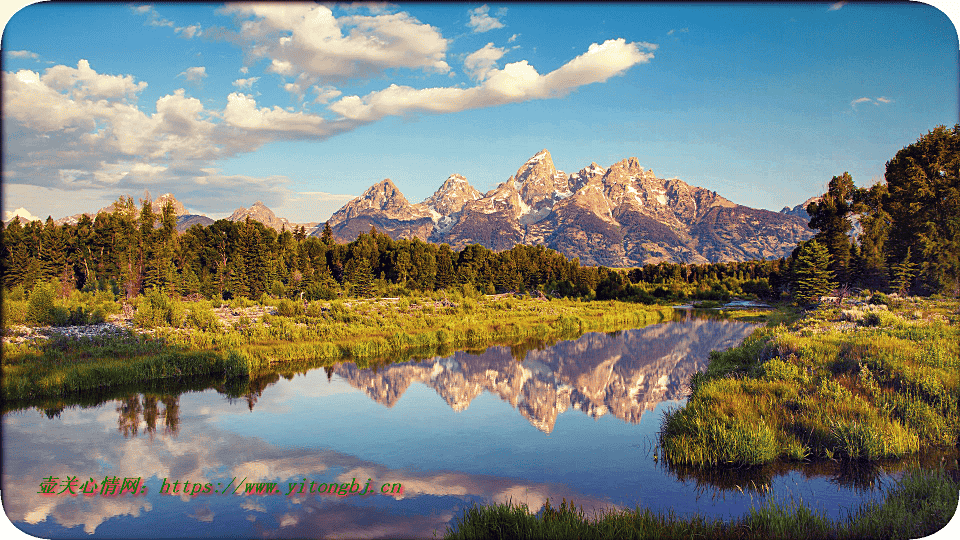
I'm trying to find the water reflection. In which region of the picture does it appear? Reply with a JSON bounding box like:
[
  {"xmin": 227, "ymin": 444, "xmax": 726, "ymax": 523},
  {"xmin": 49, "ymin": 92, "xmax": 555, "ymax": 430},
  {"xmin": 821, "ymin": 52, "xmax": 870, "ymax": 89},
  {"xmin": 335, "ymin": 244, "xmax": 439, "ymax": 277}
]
[
  {"xmin": 333, "ymin": 318, "xmax": 758, "ymax": 432},
  {"xmin": 6, "ymin": 316, "xmax": 953, "ymax": 539}
]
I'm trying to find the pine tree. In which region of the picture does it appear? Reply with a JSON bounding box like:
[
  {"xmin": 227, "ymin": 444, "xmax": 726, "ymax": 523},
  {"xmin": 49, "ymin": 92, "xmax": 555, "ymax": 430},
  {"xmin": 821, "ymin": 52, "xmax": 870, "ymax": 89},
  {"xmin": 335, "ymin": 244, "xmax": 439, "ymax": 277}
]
[
  {"xmin": 890, "ymin": 247, "xmax": 918, "ymax": 296},
  {"xmin": 807, "ymin": 173, "xmax": 855, "ymax": 284},
  {"xmin": 884, "ymin": 124, "xmax": 960, "ymax": 295},
  {"xmin": 793, "ymin": 240, "xmax": 837, "ymax": 307}
]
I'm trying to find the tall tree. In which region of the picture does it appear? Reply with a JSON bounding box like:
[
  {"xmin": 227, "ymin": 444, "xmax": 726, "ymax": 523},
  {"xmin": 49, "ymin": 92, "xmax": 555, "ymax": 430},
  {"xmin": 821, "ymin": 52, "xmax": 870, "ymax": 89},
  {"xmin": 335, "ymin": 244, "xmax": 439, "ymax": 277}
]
[
  {"xmin": 807, "ymin": 172, "xmax": 855, "ymax": 284},
  {"xmin": 884, "ymin": 124, "xmax": 960, "ymax": 296},
  {"xmin": 792, "ymin": 240, "xmax": 837, "ymax": 307},
  {"xmin": 851, "ymin": 182, "xmax": 891, "ymax": 291}
]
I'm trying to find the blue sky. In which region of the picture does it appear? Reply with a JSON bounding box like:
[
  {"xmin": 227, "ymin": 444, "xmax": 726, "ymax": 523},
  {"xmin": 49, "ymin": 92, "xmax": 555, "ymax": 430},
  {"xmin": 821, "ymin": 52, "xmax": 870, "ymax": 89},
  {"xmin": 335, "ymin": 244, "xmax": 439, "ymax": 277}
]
[{"xmin": 2, "ymin": 2, "xmax": 958, "ymax": 224}]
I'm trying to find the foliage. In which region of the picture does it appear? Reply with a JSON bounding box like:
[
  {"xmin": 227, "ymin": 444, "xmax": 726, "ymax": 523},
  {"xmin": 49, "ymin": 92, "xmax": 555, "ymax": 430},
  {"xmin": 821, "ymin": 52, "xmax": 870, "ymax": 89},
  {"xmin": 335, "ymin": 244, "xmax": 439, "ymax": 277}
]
[
  {"xmin": 659, "ymin": 296, "xmax": 959, "ymax": 467},
  {"xmin": 807, "ymin": 172, "xmax": 855, "ymax": 283},
  {"xmin": 792, "ymin": 240, "xmax": 836, "ymax": 306},
  {"xmin": 884, "ymin": 124, "xmax": 960, "ymax": 296}
]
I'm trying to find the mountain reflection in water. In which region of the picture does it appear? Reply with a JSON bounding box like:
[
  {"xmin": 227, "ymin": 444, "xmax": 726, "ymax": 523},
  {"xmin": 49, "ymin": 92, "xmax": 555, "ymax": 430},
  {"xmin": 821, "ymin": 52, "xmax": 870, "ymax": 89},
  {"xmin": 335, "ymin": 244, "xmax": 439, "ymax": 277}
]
[{"xmin": 334, "ymin": 317, "xmax": 758, "ymax": 433}]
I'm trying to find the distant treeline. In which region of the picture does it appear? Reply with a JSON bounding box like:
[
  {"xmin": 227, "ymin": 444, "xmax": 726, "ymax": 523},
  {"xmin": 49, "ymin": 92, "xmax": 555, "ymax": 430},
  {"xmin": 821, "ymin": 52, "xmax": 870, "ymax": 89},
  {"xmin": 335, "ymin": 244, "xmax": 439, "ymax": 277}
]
[
  {"xmin": 2, "ymin": 125, "xmax": 956, "ymax": 305},
  {"xmin": 0, "ymin": 194, "xmax": 790, "ymax": 303}
]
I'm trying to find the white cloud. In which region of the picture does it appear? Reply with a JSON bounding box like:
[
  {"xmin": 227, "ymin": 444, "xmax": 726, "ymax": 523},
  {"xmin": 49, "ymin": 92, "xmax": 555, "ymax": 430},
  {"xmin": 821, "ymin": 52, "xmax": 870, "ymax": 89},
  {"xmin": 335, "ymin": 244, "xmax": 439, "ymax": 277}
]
[
  {"xmin": 42, "ymin": 59, "xmax": 147, "ymax": 100},
  {"xmin": 8, "ymin": 50, "xmax": 39, "ymax": 59},
  {"xmin": 179, "ymin": 66, "xmax": 207, "ymax": 83},
  {"xmin": 467, "ymin": 5, "xmax": 505, "ymax": 33},
  {"xmin": 850, "ymin": 96, "xmax": 893, "ymax": 109},
  {"xmin": 313, "ymin": 85, "xmax": 343, "ymax": 104},
  {"xmin": 221, "ymin": 3, "xmax": 450, "ymax": 83},
  {"xmin": 829, "ymin": 2, "xmax": 847, "ymax": 11},
  {"xmin": 508, "ymin": 33, "xmax": 519, "ymax": 43},
  {"xmin": 232, "ymin": 77, "xmax": 260, "ymax": 89},
  {"xmin": 175, "ymin": 24, "xmax": 201, "ymax": 38},
  {"xmin": 222, "ymin": 93, "xmax": 338, "ymax": 136},
  {"xmin": 329, "ymin": 38, "xmax": 655, "ymax": 122},
  {"xmin": 464, "ymin": 43, "xmax": 506, "ymax": 82}
]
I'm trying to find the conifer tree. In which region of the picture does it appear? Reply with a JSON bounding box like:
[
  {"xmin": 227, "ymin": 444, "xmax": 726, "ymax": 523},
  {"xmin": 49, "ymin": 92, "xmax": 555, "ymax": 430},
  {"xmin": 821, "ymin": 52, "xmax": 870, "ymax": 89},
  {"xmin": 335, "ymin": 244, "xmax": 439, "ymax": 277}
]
[
  {"xmin": 890, "ymin": 247, "xmax": 918, "ymax": 296},
  {"xmin": 807, "ymin": 173, "xmax": 855, "ymax": 284},
  {"xmin": 793, "ymin": 240, "xmax": 837, "ymax": 306}
]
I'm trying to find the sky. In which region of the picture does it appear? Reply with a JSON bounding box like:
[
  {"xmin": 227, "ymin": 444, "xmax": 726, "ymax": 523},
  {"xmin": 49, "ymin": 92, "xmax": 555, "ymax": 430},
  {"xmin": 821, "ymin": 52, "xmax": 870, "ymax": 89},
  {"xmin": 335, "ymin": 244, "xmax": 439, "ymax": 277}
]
[{"xmin": 1, "ymin": 1, "xmax": 958, "ymax": 225}]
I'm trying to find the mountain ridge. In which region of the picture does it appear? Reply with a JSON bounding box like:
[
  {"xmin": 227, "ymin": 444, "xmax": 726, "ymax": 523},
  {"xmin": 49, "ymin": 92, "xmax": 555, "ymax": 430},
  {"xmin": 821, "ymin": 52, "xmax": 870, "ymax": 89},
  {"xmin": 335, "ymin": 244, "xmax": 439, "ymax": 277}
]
[{"xmin": 316, "ymin": 149, "xmax": 814, "ymax": 265}]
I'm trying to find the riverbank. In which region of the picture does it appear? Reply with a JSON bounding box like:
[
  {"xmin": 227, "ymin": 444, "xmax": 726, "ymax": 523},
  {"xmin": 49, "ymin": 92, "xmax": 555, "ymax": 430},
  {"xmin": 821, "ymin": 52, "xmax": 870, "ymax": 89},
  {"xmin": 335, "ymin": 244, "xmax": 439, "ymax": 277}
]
[
  {"xmin": 443, "ymin": 467, "xmax": 959, "ymax": 539},
  {"xmin": 659, "ymin": 293, "xmax": 959, "ymax": 467},
  {"xmin": 2, "ymin": 293, "xmax": 676, "ymax": 402}
]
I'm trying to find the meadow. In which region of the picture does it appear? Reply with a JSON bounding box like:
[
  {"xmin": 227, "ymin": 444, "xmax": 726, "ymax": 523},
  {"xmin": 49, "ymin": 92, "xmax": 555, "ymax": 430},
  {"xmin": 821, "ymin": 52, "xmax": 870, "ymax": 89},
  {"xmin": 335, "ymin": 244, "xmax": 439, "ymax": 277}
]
[
  {"xmin": 659, "ymin": 293, "xmax": 959, "ymax": 466},
  {"xmin": 1, "ymin": 284, "xmax": 675, "ymax": 402}
]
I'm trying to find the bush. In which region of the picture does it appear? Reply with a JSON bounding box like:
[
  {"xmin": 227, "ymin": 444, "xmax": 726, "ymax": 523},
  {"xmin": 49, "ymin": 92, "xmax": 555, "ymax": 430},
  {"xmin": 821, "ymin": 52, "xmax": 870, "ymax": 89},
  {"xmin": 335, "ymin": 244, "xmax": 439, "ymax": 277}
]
[
  {"xmin": 134, "ymin": 288, "xmax": 186, "ymax": 328},
  {"xmin": 187, "ymin": 305, "xmax": 222, "ymax": 333},
  {"xmin": 869, "ymin": 292, "xmax": 892, "ymax": 306},
  {"xmin": 276, "ymin": 299, "xmax": 303, "ymax": 317},
  {"xmin": 26, "ymin": 281, "xmax": 57, "ymax": 326}
]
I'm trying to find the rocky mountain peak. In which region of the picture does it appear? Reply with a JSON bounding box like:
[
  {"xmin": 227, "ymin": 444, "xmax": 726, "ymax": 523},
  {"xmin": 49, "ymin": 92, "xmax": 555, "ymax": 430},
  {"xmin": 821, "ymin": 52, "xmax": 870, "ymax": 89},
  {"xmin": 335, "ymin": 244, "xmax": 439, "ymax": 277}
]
[
  {"xmin": 515, "ymin": 149, "xmax": 558, "ymax": 183},
  {"xmin": 420, "ymin": 174, "xmax": 482, "ymax": 216},
  {"xmin": 153, "ymin": 193, "xmax": 188, "ymax": 216},
  {"xmin": 360, "ymin": 179, "xmax": 411, "ymax": 211},
  {"xmin": 227, "ymin": 200, "xmax": 292, "ymax": 231}
]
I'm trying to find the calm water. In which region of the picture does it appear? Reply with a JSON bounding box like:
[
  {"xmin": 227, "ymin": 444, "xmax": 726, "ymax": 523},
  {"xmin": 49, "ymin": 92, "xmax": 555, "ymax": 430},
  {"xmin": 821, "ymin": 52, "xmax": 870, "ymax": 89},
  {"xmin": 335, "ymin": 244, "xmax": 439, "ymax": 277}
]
[{"xmin": 3, "ymin": 316, "xmax": 950, "ymax": 538}]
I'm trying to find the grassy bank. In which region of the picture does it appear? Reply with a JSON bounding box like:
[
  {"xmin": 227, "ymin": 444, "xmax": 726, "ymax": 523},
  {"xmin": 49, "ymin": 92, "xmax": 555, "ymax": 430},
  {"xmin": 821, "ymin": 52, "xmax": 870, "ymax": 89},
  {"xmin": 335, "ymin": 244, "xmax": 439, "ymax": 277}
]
[
  {"xmin": 444, "ymin": 467, "xmax": 959, "ymax": 539},
  {"xmin": 659, "ymin": 295, "xmax": 959, "ymax": 467},
  {"xmin": 2, "ymin": 294, "xmax": 675, "ymax": 402}
]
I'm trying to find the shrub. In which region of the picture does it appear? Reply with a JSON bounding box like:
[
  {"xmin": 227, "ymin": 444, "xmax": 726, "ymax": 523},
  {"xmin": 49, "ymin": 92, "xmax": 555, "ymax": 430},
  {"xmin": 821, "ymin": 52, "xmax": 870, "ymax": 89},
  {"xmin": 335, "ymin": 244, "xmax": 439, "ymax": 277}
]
[
  {"xmin": 276, "ymin": 299, "xmax": 303, "ymax": 317},
  {"xmin": 26, "ymin": 281, "xmax": 57, "ymax": 326},
  {"xmin": 187, "ymin": 305, "xmax": 222, "ymax": 333},
  {"xmin": 134, "ymin": 288, "xmax": 186, "ymax": 328}
]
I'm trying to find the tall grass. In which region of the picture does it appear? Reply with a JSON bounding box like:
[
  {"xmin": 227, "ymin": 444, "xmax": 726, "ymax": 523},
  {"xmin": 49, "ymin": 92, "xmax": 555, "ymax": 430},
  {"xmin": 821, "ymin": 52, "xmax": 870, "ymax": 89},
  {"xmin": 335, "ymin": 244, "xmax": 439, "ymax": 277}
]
[
  {"xmin": 2, "ymin": 295, "xmax": 674, "ymax": 401},
  {"xmin": 444, "ymin": 468, "xmax": 959, "ymax": 539},
  {"xmin": 660, "ymin": 297, "xmax": 959, "ymax": 466}
]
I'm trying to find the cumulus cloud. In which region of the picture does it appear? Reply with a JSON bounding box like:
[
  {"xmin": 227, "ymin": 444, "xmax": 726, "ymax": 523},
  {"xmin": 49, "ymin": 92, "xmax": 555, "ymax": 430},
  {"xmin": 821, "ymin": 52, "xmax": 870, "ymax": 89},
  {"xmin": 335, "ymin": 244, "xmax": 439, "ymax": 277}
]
[
  {"xmin": 175, "ymin": 24, "xmax": 201, "ymax": 38},
  {"xmin": 2, "ymin": 61, "xmax": 347, "ymax": 211},
  {"xmin": 42, "ymin": 59, "xmax": 147, "ymax": 100},
  {"xmin": 7, "ymin": 50, "xmax": 39, "ymax": 59},
  {"xmin": 329, "ymin": 38, "xmax": 656, "ymax": 122},
  {"xmin": 313, "ymin": 85, "xmax": 343, "ymax": 104},
  {"xmin": 179, "ymin": 66, "xmax": 207, "ymax": 83},
  {"xmin": 464, "ymin": 43, "xmax": 506, "ymax": 82},
  {"xmin": 467, "ymin": 5, "xmax": 505, "ymax": 33},
  {"xmin": 220, "ymin": 3, "xmax": 450, "ymax": 83},
  {"xmin": 232, "ymin": 77, "xmax": 260, "ymax": 89}
]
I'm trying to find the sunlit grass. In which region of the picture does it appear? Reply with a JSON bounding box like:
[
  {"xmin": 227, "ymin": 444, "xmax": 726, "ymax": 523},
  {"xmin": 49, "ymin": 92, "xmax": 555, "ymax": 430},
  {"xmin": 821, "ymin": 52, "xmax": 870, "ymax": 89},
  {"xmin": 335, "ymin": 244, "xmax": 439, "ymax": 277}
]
[
  {"xmin": 660, "ymin": 296, "xmax": 959, "ymax": 466},
  {"xmin": 2, "ymin": 295, "xmax": 675, "ymax": 401}
]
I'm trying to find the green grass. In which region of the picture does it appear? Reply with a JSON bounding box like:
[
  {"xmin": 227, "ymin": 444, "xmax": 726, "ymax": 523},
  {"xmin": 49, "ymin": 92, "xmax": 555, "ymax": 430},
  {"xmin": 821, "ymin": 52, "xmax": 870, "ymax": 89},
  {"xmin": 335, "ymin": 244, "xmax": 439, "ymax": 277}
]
[
  {"xmin": 2, "ymin": 295, "xmax": 675, "ymax": 402},
  {"xmin": 660, "ymin": 297, "xmax": 959, "ymax": 467},
  {"xmin": 444, "ymin": 468, "xmax": 959, "ymax": 539}
]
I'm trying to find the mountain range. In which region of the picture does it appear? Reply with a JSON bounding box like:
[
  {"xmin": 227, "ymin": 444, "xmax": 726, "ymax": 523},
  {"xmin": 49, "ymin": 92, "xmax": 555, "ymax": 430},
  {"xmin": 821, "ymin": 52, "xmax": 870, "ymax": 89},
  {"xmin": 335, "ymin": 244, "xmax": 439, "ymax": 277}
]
[
  {"xmin": 314, "ymin": 149, "xmax": 813, "ymax": 265},
  {"xmin": 10, "ymin": 150, "xmax": 816, "ymax": 266}
]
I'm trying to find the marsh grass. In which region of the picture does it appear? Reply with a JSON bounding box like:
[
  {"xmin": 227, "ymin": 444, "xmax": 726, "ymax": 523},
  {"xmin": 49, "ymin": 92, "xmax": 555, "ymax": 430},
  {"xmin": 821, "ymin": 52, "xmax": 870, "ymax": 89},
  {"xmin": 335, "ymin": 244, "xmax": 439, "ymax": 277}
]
[
  {"xmin": 660, "ymin": 297, "xmax": 959, "ymax": 466},
  {"xmin": 3, "ymin": 295, "xmax": 673, "ymax": 401},
  {"xmin": 444, "ymin": 468, "xmax": 959, "ymax": 539}
]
